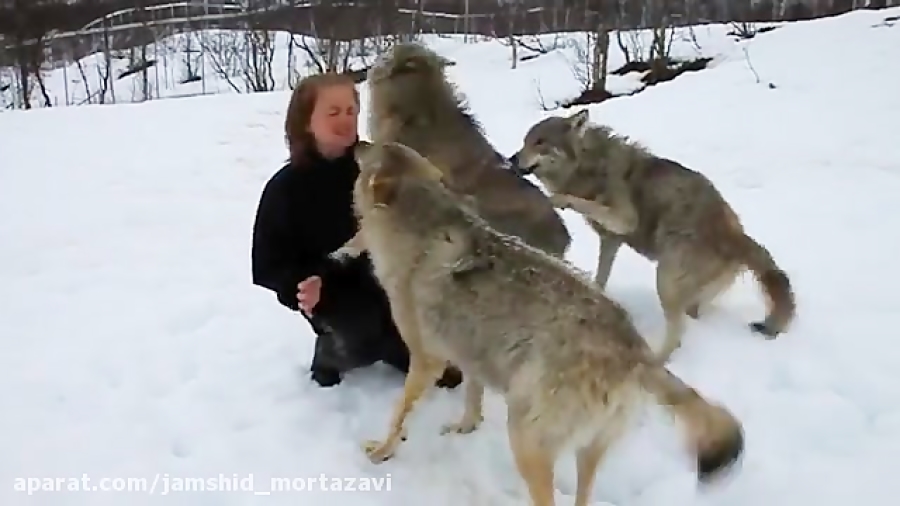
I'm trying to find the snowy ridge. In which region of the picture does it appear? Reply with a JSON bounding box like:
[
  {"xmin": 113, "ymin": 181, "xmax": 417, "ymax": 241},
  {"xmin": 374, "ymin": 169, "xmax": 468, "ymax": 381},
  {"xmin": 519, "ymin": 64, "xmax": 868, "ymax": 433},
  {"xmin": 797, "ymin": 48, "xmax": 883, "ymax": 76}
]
[{"xmin": 2, "ymin": 6, "xmax": 900, "ymax": 506}]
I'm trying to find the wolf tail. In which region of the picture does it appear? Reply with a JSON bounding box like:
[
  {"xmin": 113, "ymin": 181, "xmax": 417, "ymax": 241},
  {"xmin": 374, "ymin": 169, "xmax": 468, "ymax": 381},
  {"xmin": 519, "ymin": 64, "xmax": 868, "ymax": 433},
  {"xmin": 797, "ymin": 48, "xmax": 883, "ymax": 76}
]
[
  {"xmin": 716, "ymin": 201, "xmax": 795, "ymax": 336},
  {"xmin": 641, "ymin": 366, "xmax": 744, "ymax": 483},
  {"xmin": 731, "ymin": 231, "xmax": 795, "ymax": 337}
]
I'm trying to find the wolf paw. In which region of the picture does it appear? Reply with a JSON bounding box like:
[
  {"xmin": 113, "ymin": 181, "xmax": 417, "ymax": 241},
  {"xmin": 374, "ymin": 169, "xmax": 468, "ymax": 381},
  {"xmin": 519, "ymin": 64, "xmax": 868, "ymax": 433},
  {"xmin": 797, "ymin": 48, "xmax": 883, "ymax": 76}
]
[
  {"xmin": 361, "ymin": 439, "xmax": 396, "ymax": 463},
  {"xmin": 329, "ymin": 247, "xmax": 359, "ymax": 265},
  {"xmin": 440, "ymin": 415, "xmax": 483, "ymax": 435},
  {"xmin": 749, "ymin": 321, "xmax": 779, "ymax": 339}
]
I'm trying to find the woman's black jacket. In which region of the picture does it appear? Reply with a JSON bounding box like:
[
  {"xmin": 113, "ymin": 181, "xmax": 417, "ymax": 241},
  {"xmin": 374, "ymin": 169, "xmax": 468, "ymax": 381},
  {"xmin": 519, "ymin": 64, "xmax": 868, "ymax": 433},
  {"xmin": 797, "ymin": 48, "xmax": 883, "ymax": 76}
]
[{"xmin": 250, "ymin": 145, "xmax": 373, "ymax": 314}]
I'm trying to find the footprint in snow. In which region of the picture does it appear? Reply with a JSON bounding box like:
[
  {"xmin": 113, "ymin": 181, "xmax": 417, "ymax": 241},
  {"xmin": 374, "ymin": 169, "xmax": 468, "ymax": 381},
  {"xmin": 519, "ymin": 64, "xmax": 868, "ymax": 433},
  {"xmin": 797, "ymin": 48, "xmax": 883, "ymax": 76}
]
[{"xmin": 171, "ymin": 439, "xmax": 191, "ymax": 459}]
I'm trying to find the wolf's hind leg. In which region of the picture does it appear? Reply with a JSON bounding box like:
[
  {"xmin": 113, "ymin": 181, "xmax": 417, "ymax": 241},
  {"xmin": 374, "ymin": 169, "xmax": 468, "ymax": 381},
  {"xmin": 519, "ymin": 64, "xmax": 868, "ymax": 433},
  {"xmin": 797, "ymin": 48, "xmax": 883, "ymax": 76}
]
[
  {"xmin": 441, "ymin": 378, "xmax": 484, "ymax": 435},
  {"xmin": 655, "ymin": 260, "xmax": 694, "ymax": 363},
  {"xmin": 686, "ymin": 263, "xmax": 740, "ymax": 319},
  {"xmin": 507, "ymin": 414, "xmax": 558, "ymax": 506},
  {"xmin": 657, "ymin": 251, "xmax": 737, "ymax": 362},
  {"xmin": 573, "ymin": 411, "xmax": 629, "ymax": 506}
]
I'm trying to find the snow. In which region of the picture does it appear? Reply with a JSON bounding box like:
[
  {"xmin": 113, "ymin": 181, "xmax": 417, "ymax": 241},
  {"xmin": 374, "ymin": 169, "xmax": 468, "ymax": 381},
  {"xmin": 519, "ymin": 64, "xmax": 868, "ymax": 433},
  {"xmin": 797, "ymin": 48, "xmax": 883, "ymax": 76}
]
[{"xmin": 2, "ymin": 6, "xmax": 900, "ymax": 505}]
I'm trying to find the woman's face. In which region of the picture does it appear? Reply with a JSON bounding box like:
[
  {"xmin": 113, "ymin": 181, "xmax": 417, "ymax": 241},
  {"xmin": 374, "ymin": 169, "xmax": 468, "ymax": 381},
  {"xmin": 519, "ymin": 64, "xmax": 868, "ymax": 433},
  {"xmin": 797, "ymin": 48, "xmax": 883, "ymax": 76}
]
[{"xmin": 308, "ymin": 84, "xmax": 359, "ymax": 155}]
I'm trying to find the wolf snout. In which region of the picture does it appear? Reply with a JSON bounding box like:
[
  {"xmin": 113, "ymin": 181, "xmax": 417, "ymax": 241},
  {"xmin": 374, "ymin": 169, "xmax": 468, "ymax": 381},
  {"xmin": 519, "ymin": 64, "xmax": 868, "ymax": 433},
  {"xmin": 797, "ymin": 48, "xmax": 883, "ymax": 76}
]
[{"xmin": 507, "ymin": 153, "xmax": 535, "ymax": 177}]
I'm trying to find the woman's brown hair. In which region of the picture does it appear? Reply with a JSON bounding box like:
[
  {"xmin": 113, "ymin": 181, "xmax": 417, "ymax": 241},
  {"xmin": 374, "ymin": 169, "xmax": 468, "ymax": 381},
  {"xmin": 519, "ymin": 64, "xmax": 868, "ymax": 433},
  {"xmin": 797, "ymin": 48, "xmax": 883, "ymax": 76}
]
[{"xmin": 284, "ymin": 72, "xmax": 360, "ymax": 165}]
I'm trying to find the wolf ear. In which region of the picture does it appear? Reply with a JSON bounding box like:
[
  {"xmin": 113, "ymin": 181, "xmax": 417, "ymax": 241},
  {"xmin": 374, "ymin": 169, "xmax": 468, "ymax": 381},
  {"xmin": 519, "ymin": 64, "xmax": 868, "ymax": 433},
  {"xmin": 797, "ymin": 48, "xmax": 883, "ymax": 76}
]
[{"xmin": 568, "ymin": 109, "xmax": 590, "ymax": 133}]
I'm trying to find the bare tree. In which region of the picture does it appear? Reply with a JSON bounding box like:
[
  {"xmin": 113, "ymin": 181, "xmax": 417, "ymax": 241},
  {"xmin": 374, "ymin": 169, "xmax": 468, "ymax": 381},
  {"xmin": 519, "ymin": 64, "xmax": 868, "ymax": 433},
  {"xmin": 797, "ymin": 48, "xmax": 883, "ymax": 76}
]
[
  {"xmin": 68, "ymin": 18, "xmax": 114, "ymax": 105},
  {"xmin": 591, "ymin": 19, "xmax": 610, "ymax": 91},
  {"xmin": 6, "ymin": 0, "xmax": 61, "ymax": 109},
  {"xmin": 292, "ymin": 0, "xmax": 373, "ymax": 75},
  {"xmin": 647, "ymin": 0, "xmax": 676, "ymax": 73},
  {"xmin": 240, "ymin": 27, "xmax": 276, "ymax": 92},
  {"xmin": 199, "ymin": 30, "xmax": 245, "ymax": 93},
  {"xmin": 70, "ymin": 37, "xmax": 94, "ymax": 104},
  {"xmin": 494, "ymin": 0, "xmax": 523, "ymax": 69},
  {"xmin": 562, "ymin": 4, "xmax": 610, "ymax": 92},
  {"xmin": 119, "ymin": 0, "xmax": 159, "ymax": 102},
  {"xmin": 0, "ymin": 65, "xmax": 15, "ymax": 109},
  {"xmin": 536, "ymin": 2, "xmax": 612, "ymax": 110},
  {"xmin": 98, "ymin": 19, "xmax": 115, "ymax": 104}
]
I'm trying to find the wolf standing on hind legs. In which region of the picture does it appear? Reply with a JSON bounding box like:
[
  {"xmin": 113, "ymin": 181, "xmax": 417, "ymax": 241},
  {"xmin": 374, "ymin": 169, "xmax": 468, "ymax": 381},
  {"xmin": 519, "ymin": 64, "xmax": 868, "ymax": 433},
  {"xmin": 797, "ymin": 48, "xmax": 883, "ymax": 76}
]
[
  {"xmin": 366, "ymin": 41, "xmax": 572, "ymax": 258},
  {"xmin": 335, "ymin": 140, "xmax": 745, "ymax": 506},
  {"xmin": 510, "ymin": 109, "xmax": 796, "ymax": 363}
]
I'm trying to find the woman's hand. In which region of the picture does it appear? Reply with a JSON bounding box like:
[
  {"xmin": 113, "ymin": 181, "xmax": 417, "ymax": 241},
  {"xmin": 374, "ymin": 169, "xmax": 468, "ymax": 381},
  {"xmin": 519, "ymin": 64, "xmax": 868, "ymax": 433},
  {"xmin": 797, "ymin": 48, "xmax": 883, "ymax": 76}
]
[{"xmin": 297, "ymin": 276, "xmax": 322, "ymax": 313}]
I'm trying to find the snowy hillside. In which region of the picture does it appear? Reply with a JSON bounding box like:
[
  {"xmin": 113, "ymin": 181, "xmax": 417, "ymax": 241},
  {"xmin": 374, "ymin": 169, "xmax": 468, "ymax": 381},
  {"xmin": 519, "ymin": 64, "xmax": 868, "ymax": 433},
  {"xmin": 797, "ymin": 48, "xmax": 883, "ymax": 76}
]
[{"xmin": 2, "ymin": 6, "xmax": 900, "ymax": 506}]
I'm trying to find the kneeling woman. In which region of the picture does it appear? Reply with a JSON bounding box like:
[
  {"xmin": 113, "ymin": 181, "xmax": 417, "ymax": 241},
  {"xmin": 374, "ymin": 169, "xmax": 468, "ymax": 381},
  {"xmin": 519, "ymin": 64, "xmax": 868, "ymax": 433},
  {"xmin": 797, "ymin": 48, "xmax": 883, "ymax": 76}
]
[{"xmin": 250, "ymin": 72, "xmax": 461, "ymax": 388}]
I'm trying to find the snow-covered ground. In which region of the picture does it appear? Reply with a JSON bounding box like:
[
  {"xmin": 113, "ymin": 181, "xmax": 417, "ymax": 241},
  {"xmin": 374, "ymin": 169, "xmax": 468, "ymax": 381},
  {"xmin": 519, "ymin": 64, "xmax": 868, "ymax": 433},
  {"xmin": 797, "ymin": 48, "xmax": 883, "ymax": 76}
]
[{"xmin": 2, "ymin": 6, "xmax": 900, "ymax": 506}]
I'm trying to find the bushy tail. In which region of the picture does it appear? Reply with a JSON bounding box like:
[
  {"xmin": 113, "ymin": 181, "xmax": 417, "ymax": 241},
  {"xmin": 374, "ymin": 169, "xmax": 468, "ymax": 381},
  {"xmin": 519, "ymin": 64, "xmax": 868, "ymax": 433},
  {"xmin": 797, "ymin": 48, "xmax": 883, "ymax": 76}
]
[
  {"xmin": 732, "ymin": 232, "xmax": 795, "ymax": 337},
  {"xmin": 641, "ymin": 366, "xmax": 744, "ymax": 483}
]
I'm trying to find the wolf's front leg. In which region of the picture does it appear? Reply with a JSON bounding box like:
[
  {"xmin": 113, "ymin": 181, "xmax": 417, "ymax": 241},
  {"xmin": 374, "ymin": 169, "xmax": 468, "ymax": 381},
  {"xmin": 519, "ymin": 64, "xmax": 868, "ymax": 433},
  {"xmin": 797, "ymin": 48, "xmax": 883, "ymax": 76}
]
[
  {"xmin": 361, "ymin": 282, "xmax": 445, "ymax": 463},
  {"xmin": 553, "ymin": 194, "xmax": 637, "ymax": 236},
  {"xmin": 441, "ymin": 378, "xmax": 484, "ymax": 435},
  {"xmin": 362, "ymin": 353, "xmax": 446, "ymax": 462},
  {"xmin": 329, "ymin": 232, "xmax": 366, "ymax": 264},
  {"xmin": 595, "ymin": 235, "xmax": 623, "ymax": 289}
]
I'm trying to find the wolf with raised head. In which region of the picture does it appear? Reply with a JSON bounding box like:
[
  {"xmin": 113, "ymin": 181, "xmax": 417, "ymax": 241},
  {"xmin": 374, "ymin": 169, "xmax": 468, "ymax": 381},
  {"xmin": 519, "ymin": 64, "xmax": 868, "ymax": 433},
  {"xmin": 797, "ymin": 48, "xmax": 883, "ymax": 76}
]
[
  {"xmin": 366, "ymin": 42, "xmax": 571, "ymax": 257},
  {"xmin": 510, "ymin": 109, "xmax": 796, "ymax": 362},
  {"xmin": 332, "ymin": 140, "xmax": 745, "ymax": 506}
]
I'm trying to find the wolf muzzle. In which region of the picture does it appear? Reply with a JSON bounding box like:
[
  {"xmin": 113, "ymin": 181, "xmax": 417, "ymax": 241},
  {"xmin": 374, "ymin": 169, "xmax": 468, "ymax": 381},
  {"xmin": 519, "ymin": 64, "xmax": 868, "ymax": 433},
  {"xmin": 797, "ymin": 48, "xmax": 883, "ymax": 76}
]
[{"xmin": 507, "ymin": 154, "xmax": 535, "ymax": 177}]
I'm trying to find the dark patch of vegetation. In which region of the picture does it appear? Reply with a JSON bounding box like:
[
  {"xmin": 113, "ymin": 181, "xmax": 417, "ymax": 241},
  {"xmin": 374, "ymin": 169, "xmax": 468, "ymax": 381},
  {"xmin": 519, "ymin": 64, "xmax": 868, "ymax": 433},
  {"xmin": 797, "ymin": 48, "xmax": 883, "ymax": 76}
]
[
  {"xmin": 117, "ymin": 59, "xmax": 156, "ymax": 80},
  {"xmin": 611, "ymin": 57, "xmax": 674, "ymax": 76},
  {"xmin": 562, "ymin": 86, "xmax": 622, "ymax": 108},
  {"xmin": 870, "ymin": 14, "xmax": 898, "ymax": 27},
  {"xmin": 728, "ymin": 24, "xmax": 779, "ymax": 40},
  {"xmin": 180, "ymin": 75, "xmax": 201, "ymax": 85},
  {"xmin": 642, "ymin": 57, "xmax": 711, "ymax": 85},
  {"xmin": 561, "ymin": 56, "xmax": 712, "ymax": 108},
  {"xmin": 876, "ymin": 14, "xmax": 899, "ymax": 26}
]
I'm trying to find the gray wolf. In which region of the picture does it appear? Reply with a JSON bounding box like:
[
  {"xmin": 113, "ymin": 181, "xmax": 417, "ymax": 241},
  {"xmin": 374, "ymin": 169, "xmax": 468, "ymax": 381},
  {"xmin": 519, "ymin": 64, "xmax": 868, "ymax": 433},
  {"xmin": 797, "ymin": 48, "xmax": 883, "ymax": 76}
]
[
  {"xmin": 332, "ymin": 140, "xmax": 745, "ymax": 506},
  {"xmin": 366, "ymin": 41, "xmax": 572, "ymax": 258},
  {"xmin": 510, "ymin": 110, "xmax": 796, "ymax": 362}
]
